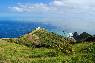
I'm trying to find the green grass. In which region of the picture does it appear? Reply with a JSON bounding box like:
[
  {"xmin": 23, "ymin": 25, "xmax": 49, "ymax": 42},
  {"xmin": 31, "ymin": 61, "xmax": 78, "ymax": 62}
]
[
  {"xmin": 62, "ymin": 42, "xmax": 95, "ymax": 63},
  {"xmin": 0, "ymin": 39, "xmax": 95, "ymax": 63},
  {"xmin": 0, "ymin": 39, "xmax": 64, "ymax": 63},
  {"xmin": 18, "ymin": 29, "xmax": 73, "ymax": 54}
]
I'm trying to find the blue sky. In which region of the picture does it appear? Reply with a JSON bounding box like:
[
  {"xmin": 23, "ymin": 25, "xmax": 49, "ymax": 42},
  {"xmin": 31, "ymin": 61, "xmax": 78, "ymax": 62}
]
[
  {"xmin": 0, "ymin": 0, "xmax": 95, "ymax": 34},
  {"xmin": 0, "ymin": 0, "xmax": 50, "ymax": 9},
  {"xmin": 0, "ymin": 0, "xmax": 51, "ymax": 20}
]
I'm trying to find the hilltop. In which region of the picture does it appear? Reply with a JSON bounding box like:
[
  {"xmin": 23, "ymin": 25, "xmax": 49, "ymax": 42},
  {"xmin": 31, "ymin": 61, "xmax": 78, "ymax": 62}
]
[{"xmin": 16, "ymin": 27, "xmax": 74, "ymax": 53}]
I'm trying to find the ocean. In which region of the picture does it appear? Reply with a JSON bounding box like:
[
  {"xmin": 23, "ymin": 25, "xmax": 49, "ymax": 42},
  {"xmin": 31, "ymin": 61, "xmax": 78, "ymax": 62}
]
[{"xmin": 0, "ymin": 21, "xmax": 63, "ymax": 38}]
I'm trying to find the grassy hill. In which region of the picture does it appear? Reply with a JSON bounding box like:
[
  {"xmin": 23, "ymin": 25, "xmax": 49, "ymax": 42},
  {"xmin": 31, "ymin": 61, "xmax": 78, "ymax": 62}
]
[
  {"xmin": 16, "ymin": 28, "xmax": 74, "ymax": 54},
  {"xmin": 0, "ymin": 39, "xmax": 62, "ymax": 63},
  {"xmin": 0, "ymin": 28, "xmax": 95, "ymax": 63},
  {"xmin": 0, "ymin": 39, "xmax": 95, "ymax": 63}
]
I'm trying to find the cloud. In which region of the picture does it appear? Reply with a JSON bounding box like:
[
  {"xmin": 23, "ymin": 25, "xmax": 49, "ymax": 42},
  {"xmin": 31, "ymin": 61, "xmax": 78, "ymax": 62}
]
[
  {"xmin": 9, "ymin": 3, "xmax": 47, "ymax": 12},
  {"xmin": 8, "ymin": 0, "xmax": 64, "ymax": 12},
  {"xmin": 8, "ymin": 6, "xmax": 24, "ymax": 12},
  {"xmin": 51, "ymin": 0, "xmax": 63, "ymax": 6},
  {"xmin": 8, "ymin": 0, "xmax": 95, "ymax": 34},
  {"xmin": 8, "ymin": 0, "xmax": 95, "ymax": 14}
]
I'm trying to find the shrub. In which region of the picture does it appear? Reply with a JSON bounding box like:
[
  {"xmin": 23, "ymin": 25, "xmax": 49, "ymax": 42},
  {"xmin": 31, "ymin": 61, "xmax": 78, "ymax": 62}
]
[{"xmin": 14, "ymin": 28, "xmax": 73, "ymax": 54}]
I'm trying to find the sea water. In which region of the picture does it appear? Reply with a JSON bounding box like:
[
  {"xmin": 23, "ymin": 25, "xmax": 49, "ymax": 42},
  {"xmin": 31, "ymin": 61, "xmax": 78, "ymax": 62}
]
[{"xmin": 0, "ymin": 21, "xmax": 64, "ymax": 38}]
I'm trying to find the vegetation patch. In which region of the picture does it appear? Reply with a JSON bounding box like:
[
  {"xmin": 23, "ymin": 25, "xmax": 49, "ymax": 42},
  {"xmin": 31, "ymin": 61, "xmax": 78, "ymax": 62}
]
[{"xmin": 1, "ymin": 28, "xmax": 95, "ymax": 63}]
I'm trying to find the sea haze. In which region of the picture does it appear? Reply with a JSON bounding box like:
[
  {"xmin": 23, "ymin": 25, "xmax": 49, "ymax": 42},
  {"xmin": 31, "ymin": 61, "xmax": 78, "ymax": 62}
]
[{"xmin": 0, "ymin": 21, "xmax": 62, "ymax": 38}]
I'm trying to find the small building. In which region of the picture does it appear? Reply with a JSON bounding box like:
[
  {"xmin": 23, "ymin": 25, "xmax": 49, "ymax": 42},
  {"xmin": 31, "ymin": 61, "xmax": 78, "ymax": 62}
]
[
  {"xmin": 62, "ymin": 32, "xmax": 73, "ymax": 38},
  {"xmin": 36, "ymin": 27, "xmax": 41, "ymax": 30},
  {"xmin": 68, "ymin": 33, "xmax": 73, "ymax": 38}
]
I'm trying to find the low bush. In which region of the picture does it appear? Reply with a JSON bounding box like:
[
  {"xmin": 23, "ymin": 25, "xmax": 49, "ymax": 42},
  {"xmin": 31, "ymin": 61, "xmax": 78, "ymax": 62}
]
[{"xmin": 16, "ymin": 28, "xmax": 73, "ymax": 54}]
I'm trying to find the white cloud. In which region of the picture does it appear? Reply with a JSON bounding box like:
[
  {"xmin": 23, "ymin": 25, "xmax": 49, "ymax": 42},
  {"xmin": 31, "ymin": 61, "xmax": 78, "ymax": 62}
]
[
  {"xmin": 8, "ymin": 6, "xmax": 24, "ymax": 12},
  {"xmin": 8, "ymin": 0, "xmax": 64, "ymax": 12},
  {"xmin": 64, "ymin": 0, "xmax": 95, "ymax": 9},
  {"xmin": 51, "ymin": 0, "xmax": 63, "ymax": 6},
  {"xmin": 8, "ymin": 0, "xmax": 95, "ymax": 34},
  {"xmin": 9, "ymin": 3, "xmax": 47, "ymax": 12},
  {"xmin": 8, "ymin": 0, "xmax": 95, "ymax": 13}
]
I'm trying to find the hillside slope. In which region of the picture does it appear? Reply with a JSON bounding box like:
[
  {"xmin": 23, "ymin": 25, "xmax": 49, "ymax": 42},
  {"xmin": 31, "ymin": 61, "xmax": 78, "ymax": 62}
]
[
  {"xmin": 0, "ymin": 39, "xmax": 63, "ymax": 63},
  {"xmin": 17, "ymin": 28, "xmax": 73, "ymax": 53},
  {"xmin": 0, "ymin": 39, "xmax": 95, "ymax": 63}
]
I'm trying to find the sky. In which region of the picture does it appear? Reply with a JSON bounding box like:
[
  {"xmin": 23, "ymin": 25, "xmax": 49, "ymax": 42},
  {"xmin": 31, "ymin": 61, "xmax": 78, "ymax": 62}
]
[{"xmin": 0, "ymin": 0, "xmax": 95, "ymax": 34}]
